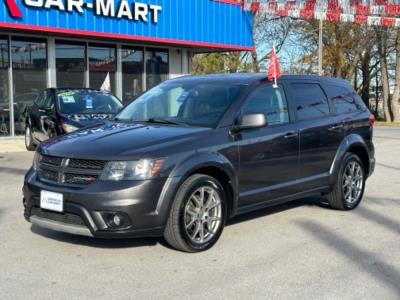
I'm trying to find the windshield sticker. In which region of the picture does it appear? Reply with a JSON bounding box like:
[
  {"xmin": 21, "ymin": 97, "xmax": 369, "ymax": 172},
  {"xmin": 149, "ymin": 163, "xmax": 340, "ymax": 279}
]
[
  {"xmin": 86, "ymin": 96, "xmax": 93, "ymax": 109},
  {"xmin": 177, "ymin": 90, "xmax": 190, "ymax": 104},
  {"xmin": 61, "ymin": 96, "xmax": 76, "ymax": 104}
]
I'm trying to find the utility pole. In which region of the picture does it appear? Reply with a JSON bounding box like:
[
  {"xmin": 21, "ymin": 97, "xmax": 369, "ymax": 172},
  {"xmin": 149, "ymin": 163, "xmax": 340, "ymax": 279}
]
[{"xmin": 318, "ymin": 18, "xmax": 323, "ymax": 76}]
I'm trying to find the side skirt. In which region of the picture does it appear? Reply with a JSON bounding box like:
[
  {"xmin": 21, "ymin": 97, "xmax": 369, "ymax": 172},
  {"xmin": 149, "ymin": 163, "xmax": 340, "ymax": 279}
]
[{"xmin": 235, "ymin": 186, "xmax": 330, "ymax": 216}]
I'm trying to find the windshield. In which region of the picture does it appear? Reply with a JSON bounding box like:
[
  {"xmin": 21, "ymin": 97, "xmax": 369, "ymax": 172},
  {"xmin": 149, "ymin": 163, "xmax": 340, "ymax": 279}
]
[
  {"xmin": 116, "ymin": 81, "xmax": 246, "ymax": 127},
  {"xmin": 57, "ymin": 89, "xmax": 123, "ymax": 115}
]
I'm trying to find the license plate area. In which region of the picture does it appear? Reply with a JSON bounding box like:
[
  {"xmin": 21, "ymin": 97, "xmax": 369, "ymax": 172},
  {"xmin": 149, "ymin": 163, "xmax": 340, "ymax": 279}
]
[{"xmin": 40, "ymin": 190, "xmax": 64, "ymax": 213}]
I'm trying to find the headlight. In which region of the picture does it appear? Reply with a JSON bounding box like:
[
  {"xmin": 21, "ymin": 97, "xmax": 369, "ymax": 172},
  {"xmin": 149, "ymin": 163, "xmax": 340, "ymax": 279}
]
[
  {"xmin": 32, "ymin": 151, "xmax": 40, "ymax": 170},
  {"xmin": 100, "ymin": 159, "xmax": 164, "ymax": 181},
  {"xmin": 62, "ymin": 123, "xmax": 79, "ymax": 133}
]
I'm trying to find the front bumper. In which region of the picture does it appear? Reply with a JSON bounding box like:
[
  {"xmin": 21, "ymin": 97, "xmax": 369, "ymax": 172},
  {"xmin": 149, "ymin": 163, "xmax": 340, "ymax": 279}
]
[{"xmin": 23, "ymin": 168, "xmax": 181, "ymax": 238}]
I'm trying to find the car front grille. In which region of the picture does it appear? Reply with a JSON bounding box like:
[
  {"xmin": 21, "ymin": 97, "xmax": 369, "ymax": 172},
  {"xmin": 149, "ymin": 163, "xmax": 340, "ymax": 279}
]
[
  {"xmin": 38, "ymin": 154, "xmax": 106, "ymax": 186},
  {"xmin": 31, "ymin": 207, "xmax": 85, "ymax": 226}
]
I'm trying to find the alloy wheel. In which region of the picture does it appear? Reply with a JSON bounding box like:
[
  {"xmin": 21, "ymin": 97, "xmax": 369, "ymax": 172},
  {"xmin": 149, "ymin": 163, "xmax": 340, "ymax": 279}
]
[
  {"xmin": 184, "ymin": 186, "xmax": 222, "ymax": 244},
  {"xmin": 342, "ymin": 160, "xmax": 364, "ymax": 205}
]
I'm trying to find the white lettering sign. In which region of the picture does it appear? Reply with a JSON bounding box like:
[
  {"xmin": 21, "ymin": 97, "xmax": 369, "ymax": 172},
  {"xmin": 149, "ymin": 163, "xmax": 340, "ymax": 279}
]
[{"xmin": 23, "ymin": 0, "xmax": 162, "ymax": 23}]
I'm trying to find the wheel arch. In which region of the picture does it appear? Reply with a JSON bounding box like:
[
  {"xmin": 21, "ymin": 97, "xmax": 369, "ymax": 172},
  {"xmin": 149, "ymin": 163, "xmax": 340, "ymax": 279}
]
[
  {"xmin": 329, "ymin": 134, "xmax": 371, "ymax": 183},
  {"xmin": 158, "ymin": 151, "xmax": 239, "ymax": 221}
]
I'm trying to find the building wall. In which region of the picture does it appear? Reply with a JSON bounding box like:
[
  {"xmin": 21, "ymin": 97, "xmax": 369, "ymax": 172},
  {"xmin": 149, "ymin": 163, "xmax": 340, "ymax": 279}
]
[{"xmin": 0, "ymin": 32, "xmax": 191, "ymax": 136}]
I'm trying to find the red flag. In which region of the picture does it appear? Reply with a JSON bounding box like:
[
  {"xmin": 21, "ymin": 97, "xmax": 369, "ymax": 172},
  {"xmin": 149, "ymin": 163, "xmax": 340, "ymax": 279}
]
[{"xmin": 267, "ymin": 47, "xmax": 281, "ymax": 83}]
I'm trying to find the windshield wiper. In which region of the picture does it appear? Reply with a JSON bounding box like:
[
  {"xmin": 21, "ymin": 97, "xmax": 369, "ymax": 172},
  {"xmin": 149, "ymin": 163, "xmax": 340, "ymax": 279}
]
[{"xmin": 135, "ymin": 118, "xmax": 188, "ymax": 126}]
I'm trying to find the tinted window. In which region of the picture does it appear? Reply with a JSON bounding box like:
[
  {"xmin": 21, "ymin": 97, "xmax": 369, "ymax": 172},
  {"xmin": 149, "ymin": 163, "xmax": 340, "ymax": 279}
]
[
  {"xmin": 56, "ymin": 41, "xmax": 86, "ymax": 88},
  {"xmin": 11, "ymin": 37, "xmax": 47, "ymax": 135},
  {"xmin": 0, "ymin": 36, "xmax": 10, "ymax": 136},
  {"xmin": 122, "ymin": 47, "xmax": 144, "ymax": 104},
  {"xmin": 325, "ymin": 84, "xmax": 365, "ymax": 114},
  {"xmin": 34, "ymin": 91, "xmax": 46, "ymax": 107},
  {"xmin": 145, "ymin": 48, "xmax": 169, "ymax": 90},
  {"xmin": 291, "ymin": 83, "xmax": 330, "ymax": 121},
  {"xmin": 42, "ymin": 91, "xmax": 54, "ymax": 109},
  {"xmin": 241, "ymin": 85, "xmax": 289, "ymax": 126},
  {"xmin": 88, "ymin": 44, "xmax": 116, "ymax": 94}
]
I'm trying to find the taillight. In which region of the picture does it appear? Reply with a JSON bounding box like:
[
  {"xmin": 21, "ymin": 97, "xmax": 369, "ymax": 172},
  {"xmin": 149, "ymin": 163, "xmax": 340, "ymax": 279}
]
[{"xmin": 369, "ymin": 113, "xmax": 375, "ymax": 127}]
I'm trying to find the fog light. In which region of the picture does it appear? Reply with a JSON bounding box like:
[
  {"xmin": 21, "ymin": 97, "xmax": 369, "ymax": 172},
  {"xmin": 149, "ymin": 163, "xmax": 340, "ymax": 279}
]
[{"xmin": 113, "ymin": 215, "xmax": 121, "ymax": 226}]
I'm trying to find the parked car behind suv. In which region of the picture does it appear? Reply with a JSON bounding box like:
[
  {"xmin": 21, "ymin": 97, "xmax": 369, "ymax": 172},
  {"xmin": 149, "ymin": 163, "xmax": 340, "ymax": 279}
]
[
  {"xmin": 23, "ymin": 74, "xmax": 375, "ymax": 252},
  {"xmin": 25, "ymin": 88, "xmax": 123, "ymax": 150}
]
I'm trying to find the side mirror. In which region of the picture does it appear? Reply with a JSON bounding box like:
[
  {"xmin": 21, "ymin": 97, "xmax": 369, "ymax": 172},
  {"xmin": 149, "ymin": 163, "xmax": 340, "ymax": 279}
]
[{"xmin": 231, "ymin": 113, "xmax": 267, "ymax": 133}]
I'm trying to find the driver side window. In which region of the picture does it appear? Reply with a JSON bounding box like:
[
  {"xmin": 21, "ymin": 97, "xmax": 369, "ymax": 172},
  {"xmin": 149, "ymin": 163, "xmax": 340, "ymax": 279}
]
[
  {"xmin": 241, "ymin": 85, "xmax": 289, "ymax": 126},
  {"xmin": 34, "ymin": 91, "xmax": 46, "ymax": 108}
]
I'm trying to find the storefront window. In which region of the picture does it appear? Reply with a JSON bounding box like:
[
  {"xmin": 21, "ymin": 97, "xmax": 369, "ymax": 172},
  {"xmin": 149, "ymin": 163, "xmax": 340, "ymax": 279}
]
[
  {"xmin": 11, "ymin": 37, "xmax": 47, "ymax": 135},
  {"xmin": 89, "ymin": 44, "xmax": 116, "ymax": 93},
  {"xmin": 56, "ymin": 41, "xmax": 86, "ymax": 88},
  {"xmin": 122, "ymin": 47, "xmax": 143, "ymax": 104},
  {"xmin": 145, "ymin": 48, "xmax": 169, "ymax": 89},
  {"xmin": 0, "ymin": 37, "xmax": 9, "ymax": 136}
]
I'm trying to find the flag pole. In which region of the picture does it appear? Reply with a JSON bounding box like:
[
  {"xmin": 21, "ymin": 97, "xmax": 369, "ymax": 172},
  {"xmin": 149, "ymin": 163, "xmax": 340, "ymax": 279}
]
[{"xmin": 273, "ymin": 44, "xmax": 278, "ymax": 88}]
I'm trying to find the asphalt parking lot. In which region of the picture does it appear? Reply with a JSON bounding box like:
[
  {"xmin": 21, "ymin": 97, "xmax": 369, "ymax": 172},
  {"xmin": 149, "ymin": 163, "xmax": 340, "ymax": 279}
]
[{"xmin": 0, "ymin": 127, "xmax": 399, "ymax": 299}]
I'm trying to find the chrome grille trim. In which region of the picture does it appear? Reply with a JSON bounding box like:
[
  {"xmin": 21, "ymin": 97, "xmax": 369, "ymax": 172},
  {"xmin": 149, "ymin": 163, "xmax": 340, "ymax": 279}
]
[{"xmin": 38, "ymin": 155, "xmax": 106, "ymax": 186}]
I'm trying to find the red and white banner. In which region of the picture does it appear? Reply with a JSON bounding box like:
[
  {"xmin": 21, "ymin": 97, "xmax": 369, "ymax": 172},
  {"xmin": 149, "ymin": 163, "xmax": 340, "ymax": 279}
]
[{"xmin": 242, "ymin": 0, "xmax": 400, "ymax": 27}]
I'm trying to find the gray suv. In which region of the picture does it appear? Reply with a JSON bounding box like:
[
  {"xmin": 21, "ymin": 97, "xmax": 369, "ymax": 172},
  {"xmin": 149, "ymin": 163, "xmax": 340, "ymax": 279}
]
[{"xmin": 23, "ymin": 74, "xmax": 375, "ymax": 252}]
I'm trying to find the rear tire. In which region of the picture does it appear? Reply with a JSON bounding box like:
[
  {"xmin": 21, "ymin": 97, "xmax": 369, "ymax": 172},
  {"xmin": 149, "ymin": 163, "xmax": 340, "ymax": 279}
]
[
  {"xmin": 25, "ymin": 125, "xmax": 36, "ymax": 151},
  {"xmin": 164, "ymin": 174, "xmax": 226, "ymax": 252},
  {"xmin": 326, "ymin": 153, "xmax": 366, "ymax": 210}
]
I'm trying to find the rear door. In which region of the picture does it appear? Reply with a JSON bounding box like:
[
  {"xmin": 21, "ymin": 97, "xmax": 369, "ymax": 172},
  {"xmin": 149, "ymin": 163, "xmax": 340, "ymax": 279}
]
[
  {"xmin": 289, "ymin": 81, "xmax": 344, "ymax": 189},
  {"xmin": 237, "ymin": 83, "xmax": 300, "ymax": 207}
]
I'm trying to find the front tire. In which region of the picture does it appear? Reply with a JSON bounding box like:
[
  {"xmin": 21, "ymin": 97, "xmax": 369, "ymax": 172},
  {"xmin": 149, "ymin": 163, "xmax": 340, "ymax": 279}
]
[
  {"xmin": 327, "ymin": 153, "xmax": 366, "ymax": 210},
  {"xmin": 25, "ymin": 125, "xmax": 36, "ymax": 151},
  {"xmin": 164, "ymin": 174, "xmax": 227, "ymax": 252}
]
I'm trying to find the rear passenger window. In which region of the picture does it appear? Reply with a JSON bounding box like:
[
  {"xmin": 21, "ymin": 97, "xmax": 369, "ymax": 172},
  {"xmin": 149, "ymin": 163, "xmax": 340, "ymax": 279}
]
[
  {"xmin": 325, "ymin": 84, "xmax": 365, "ymax": 114},
  {"xmin": 241, "ymin": 85, "xmax": 289, "ymax": 126},
  {"xmin": 291, "ymin": 83, "xmax": 330, "ymax": 121}
]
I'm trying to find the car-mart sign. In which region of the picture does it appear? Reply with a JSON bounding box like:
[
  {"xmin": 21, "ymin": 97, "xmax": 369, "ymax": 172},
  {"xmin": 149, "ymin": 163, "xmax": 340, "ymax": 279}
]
[{"xmin": 5, "ymin": 0, "xmax": 162, "ymax": 23}]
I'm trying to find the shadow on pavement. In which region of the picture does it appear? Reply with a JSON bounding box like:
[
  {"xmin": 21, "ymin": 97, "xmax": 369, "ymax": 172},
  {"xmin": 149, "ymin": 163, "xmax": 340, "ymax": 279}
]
[
  {"xmin": 0, "ymin": 166, "xmax": 27, "ymax": 176},
  {"xmin": 365, "ymin": 196, "xmax": 400, "ymax": 206},
  {"xmin": 376, "ymin": 163, "xmax": 400, "ymax": 171},
  {"xmin": 30, "ymin": 225, "xmax": 160, "ymax": 249},
  {"xmin": 297, "ymin": 220, "xmax": 400, "ymax": 295},
  {"xmin": 356, "ymin": 206, "xmax": 400, "ymax": 235}
]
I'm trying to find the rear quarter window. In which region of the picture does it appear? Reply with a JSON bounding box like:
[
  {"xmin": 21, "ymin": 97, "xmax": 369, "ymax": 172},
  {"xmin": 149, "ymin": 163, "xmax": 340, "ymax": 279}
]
[
  {"xmin": 325, "ymin": 84, "xmax": 366, "ymax": 114},
  {"xmin": 290, "ymin": 83, "xmax": 330, "ymax": 121}
]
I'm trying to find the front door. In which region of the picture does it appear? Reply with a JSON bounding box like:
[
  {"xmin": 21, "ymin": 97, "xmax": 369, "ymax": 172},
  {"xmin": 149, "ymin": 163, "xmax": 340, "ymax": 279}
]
[
  {"xmin": 31, "ymin": 90, "xmax": 55, "ymax": 142},
  {"xmin": 237, "ymin": 84, "xmax": 300, "ymax": 208}
]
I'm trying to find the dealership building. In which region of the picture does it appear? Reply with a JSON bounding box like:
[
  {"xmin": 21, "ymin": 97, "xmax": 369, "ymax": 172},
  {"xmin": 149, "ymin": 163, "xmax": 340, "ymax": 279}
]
[{"xmin": 0, "ymin": 0, "xmax": 253, "ymax": 136}]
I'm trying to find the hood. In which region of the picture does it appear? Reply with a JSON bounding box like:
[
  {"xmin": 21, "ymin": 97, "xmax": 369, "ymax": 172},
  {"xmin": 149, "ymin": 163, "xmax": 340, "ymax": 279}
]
[
  {"xmin": 63, "ymin": 113, "xmax": 115, "ymax": 128},
  {"xmin": 41, "ymin": 121, "xmax": 210, "ymax": 160}
]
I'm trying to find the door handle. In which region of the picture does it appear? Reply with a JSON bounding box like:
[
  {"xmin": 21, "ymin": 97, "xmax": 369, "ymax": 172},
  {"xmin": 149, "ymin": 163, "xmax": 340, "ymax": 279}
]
[
  {"xmin": 328, "ymin": 124, "xmax": 344, "ymax": 131},
  {"xmin": 284, "ymin": 131, "xmax": 298, "ymax": 139}
]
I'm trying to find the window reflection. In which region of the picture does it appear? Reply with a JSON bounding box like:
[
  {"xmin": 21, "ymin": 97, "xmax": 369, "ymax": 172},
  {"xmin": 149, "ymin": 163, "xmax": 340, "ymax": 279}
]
[
  {"xmin": 122, "ymin": 47, "xmax": 143, "ymax": 104},
  {"xmin": 0, "ymin": 37, "xmax": 9, "ymax": 136},
  {"xmin": 11, "ymin": 37, "xmax": 47, "ymax": 135},
  {"xmin": 56, "ymin": 41, "xmax": 86, "ymax": 88},
  {"xmin": 146, "ymin": 48, "xmax": 169, "ymax": 89},
  {"xmin": 89, "ymin": 44, "xmax": 116, "ymax": 93}
]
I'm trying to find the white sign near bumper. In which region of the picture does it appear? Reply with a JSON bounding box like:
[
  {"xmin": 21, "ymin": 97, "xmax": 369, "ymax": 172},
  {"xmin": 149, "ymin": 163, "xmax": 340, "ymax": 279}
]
[{"xmin": 40, "ymin": 190, "xmax": 64, "ymax": 213}]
